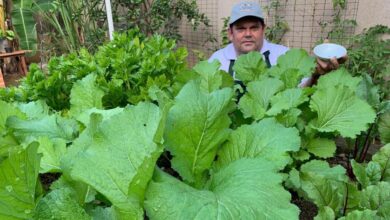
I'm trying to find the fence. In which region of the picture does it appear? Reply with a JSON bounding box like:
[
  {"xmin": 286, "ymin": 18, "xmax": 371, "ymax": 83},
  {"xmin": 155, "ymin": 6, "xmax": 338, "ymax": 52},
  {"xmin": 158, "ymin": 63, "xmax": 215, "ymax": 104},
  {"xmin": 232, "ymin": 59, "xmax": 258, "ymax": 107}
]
[{"xmin": 179, "ymin": 0, "xmax": 359, "ymax": 65}]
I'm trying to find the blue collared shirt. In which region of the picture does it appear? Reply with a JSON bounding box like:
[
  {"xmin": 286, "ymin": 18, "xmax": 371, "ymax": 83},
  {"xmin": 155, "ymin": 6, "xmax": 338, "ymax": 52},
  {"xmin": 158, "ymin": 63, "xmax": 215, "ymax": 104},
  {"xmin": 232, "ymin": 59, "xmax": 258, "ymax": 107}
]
[{"xmin": 208, "ymin": 39, "xmax": 289, "ymax": 73}]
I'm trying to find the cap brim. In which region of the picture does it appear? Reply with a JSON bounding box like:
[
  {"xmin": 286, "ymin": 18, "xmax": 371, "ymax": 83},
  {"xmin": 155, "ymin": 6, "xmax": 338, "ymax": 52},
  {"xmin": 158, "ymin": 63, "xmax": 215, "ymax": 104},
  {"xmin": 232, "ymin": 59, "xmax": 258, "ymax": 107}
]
[{"xmin": 229, "ymin": 14, "xmax": 264, "ymax": 25}]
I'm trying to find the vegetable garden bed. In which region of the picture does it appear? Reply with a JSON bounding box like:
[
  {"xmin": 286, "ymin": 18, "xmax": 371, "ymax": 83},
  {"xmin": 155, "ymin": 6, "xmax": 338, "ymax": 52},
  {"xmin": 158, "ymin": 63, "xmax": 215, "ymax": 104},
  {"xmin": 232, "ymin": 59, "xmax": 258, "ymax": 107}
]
[{"xmin": 0, "ymin": 31, "xmax": 389, "ymax": 220}]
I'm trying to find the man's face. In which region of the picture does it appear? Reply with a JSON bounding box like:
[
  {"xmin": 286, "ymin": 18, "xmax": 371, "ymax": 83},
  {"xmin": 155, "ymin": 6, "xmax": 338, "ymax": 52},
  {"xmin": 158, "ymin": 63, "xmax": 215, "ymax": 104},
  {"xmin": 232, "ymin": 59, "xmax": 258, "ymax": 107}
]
[{"xmin": 228, "ymin": 17, "xmax": 265, "ymax": 55}]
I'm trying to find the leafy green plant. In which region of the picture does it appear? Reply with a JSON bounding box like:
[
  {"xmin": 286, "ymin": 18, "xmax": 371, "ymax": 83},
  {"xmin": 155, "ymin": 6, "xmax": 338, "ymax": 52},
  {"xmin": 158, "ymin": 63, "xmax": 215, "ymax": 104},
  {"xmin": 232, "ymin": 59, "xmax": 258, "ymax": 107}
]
[
  {"xmin": 0, "ymin": 30, "xmax": 15, "ymax": 40},
  {"xmin": 0, "ymin": 35, "xmax": 388, "ymax": 219},
  {"xmin": 347, "ymin": 25, "xmax": 390, "ymax": 100},
  {"xmin": 0, "ymin": 31, "xmax": 188, "ymax": 110},
  {"xmin": 34, "ymin": 0, "xmax": 81, "ymax": 54},
  {"xmin": 263, "ymin": 0, "xmax": 289, "ymax": 44},
  {"xmin": 317, "ymin": 0, "xmax": 357, "ymax": 45}
]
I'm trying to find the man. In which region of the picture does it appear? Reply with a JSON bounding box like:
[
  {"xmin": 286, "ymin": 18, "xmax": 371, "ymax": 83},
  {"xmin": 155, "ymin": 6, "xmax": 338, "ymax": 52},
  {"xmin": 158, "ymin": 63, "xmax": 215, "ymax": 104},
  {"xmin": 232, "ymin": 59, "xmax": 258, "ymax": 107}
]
[{"xmin": 209, "ymin": 1, "xmax": 344, "ymax": 86}]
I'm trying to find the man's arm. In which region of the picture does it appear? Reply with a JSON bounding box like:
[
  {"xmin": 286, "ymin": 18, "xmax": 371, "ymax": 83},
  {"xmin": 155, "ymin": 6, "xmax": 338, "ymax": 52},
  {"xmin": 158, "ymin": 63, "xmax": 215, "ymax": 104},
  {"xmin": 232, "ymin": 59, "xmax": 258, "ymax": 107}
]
[{"xmin": 301, "ymin": 55, "xmax": 348, "ymax": 87}]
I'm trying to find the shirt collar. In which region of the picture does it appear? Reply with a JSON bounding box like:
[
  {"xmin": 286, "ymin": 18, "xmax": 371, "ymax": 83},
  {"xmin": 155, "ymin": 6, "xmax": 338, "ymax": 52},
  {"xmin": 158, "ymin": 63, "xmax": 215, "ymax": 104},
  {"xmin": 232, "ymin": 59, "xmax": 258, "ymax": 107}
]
[{"xmin": 224, "ymin": 39, "xmax": 270, "ymax": 61}]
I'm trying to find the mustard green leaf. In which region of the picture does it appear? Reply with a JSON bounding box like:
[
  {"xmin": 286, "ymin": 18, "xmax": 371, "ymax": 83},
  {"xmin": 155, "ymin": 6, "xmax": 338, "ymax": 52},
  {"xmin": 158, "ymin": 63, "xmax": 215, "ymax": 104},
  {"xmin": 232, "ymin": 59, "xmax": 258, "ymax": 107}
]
[
  {"xmin": 0, "ymin": 100, "xmax": 25, "ymax": 135},
  {"xmin": 267, "ymin": 88, "xmax": 309, "ymax": 116},
  {"xmin": 6, "ymin": 114, "xmax": 79, "ymax": 143},
  {"xmin": 279, "ymin": 69, "xmax": 303, "ymax": 89},
  {"xmin": 309, "ymin": 85, "xmax": 376, "ymax": 138},
  {"xmin": 34, "ymin": 188, "xmax": 90, "ymax": 220},
  {"xmin": 301, "ymin": 160, "xmax": 348, "ymax": 182},
  {"xmin": 0, "ymin": 143, "xmax": 40, "ymax": 220},
  {"xmin": 164, "ymin": 81, "xmax": 234, "ymax": 186},
  {"xmin": 75, "ymin": 107, "xmax": 123, "ymax": 127},
  {"xmin": 315, "ymin": 68, "xmax": 362, "ymax": 91},
  {"xmin": 145, "ymin": 159, "xmax": 300, "ymax": 220},
  {"xmin": 193, "ymin": 60, "xmax": 223, "ymax": 92},
  {"xmin": 276, "ymin": 108, "xmax": 302, "ymax": 127},
  {"xmin": 15, "ymin": 100, "xmax": 50, "ymax": 119},
  {"xmin": 291, "ymin": 149, "xmax": 311, "ymax": 161},
  {"xmin": 50, "ymin": 176, "xmax": 96, "ymax": 205},
  {"xmin": 69, "ymin": 74, "xmax": 105, "ymax": 117},
  {"xmin": 298, "ymin": 160, "xmax": 348, "ymax": 212},
  {"xmin": 233, "ymin": 51, "xmax": 268, "ymax": 82},
  {"xmin": 306, "ymin": 138, "xmax": 336, "ymax": 158},
  {"xmin": 301, "ymin": 177, "xmax": 345, "ymax": 212},
  {"xmin": 215, "ymin": 118, "xmax": 300, "ymax": 170},
  {"xmin": 0, "ymin": 135, "xmax": 19, "ymax": 157},
  {"xmin": 286, "ymin": 168, "xmax": 301, "ymax": 190},
  {"xmin": 36, "ymin": 137, "xmax": 66, "ymax": 173},
  {"xmin": 61, "ymin": 102, "xmax": 163, "ymax": 219},
  {"xmin": 238, "ymin": 78, "xmax": 284, "ymax": 120},
  {"xmin": 273, "ymin": 49, "xmax": 316, "ymax": 77}
]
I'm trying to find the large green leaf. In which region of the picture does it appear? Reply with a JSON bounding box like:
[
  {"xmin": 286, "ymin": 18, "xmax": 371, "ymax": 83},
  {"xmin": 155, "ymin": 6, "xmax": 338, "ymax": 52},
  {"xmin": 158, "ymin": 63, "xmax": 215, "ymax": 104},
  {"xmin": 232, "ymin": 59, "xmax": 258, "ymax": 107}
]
[
  {"xmin": 315, "ymin": 68, "xmax": 362, "ymax": 91},
  {"xmin": 0, "ymin": 143, "xmax": 40, "ymax": 220},
  {"xmin": 215, "ymin": 118, "xmax": 300, "ymax": 170},
  {"xmin": 278, "ymin": 68, "xmax": 303, "ymax": 89},
  {"xmin": 61, "ymin": 103, "xmax": 163, "ymax": 219},
  {"xmin": 11, "ymin": 0, "xmax": 37, "ymax": 51},
  {"xmin": 0, "ymin": 101, "xmax": 25, "ymax": 135},
  {"xmin": 269, "ymin": 49, "xmax": 316, "ymax": 78},
  {"xmin": 309, "ymin": 85, "xmax": 376, "ymax": 138},
  {"xmin": 266, "ymin": 88, "xmax": 309, "ymax": 116},
  {"xmin": 379, "ymin": 112, "xmax": 390, "ymax": 144},
  {"xmin": 238, "ymin": 78, "xmax": 284, "ymax": 120},
  {"xmin": 50, "ymin": 176, "xmax": 96, "ymax": 205},
  {"xmin": 6, "ymin": 114, "xmax": 78, "ymax": 143},
  {"xmin": 15, "ymin": 100, "xmax": 50, "ymax": 119},
  {"xmin": 36, "ymin": 136, "xmax": 66, "ymax": 173},
  {"xmin": 193, "ymin": 60, "xmax": 225, "ymax": 93},
  {"xmin": 69, "ymin": 74, "xmax": 105, "ymax": 117},
  {"xmin": 372, "ymin": 144, "xmax": 390, "ymax": 181},
  {"xmin": 164, "ymin": 81, "xmax": 233, "ymax": 186},
  {"xmin": 360, "ymin": 182, "xmax": 390, "ymax": 218},
  {"xmin": 297, "ymin": 160, "xmax": 348, "ymax": 212},
  {"xmin": 275, "ymin": 108, "xmax": 302, "ymax": 127},
  {"xmin": 75, "ymin": 107, "xmax": 124, "ymax": 127},
  {"xmin": 145, "ymin": 159, "xmax": 300, "ymax": 220},
  {"xmin": 34, "ymin": 188, "xmax": 90, "ymax": 220},
  {"xmin": 305, "ymin": 138, "xmax": 336, "ymax": 158},
  {"xmin": 233, "ymin": 51, "xmax": 268, "ymax": 82}
]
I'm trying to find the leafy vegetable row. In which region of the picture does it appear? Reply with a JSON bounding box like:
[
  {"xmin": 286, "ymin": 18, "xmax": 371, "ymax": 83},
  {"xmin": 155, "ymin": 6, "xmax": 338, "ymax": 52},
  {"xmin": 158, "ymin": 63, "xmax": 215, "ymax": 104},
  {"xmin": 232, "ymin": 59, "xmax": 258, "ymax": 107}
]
[{"xmin": 0, "ymin": 32, "xmax": 389, "ymax": 219}]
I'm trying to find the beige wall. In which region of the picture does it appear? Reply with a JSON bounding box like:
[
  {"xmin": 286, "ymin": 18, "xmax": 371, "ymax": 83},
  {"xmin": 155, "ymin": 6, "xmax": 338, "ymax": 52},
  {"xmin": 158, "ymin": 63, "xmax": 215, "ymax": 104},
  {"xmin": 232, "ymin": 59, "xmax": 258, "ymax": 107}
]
[{"xmin": 355, "ymin": 0, "xmax": 390, "ymax": 33}]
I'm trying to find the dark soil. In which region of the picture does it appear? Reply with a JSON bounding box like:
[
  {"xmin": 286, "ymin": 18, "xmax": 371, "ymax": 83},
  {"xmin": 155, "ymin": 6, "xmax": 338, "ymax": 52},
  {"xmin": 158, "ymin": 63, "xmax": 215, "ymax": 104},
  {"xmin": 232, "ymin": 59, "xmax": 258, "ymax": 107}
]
[
  {"xmin": 3, "ymin": 71, "xmax": 23, "ymax": 87},
  {"xmin": 291, "ymin": 191, "xmax": 318, "ymax": 220},
  {"xmin": 39, "ymin": 173, "xmax": 61, "ymax": 191}
]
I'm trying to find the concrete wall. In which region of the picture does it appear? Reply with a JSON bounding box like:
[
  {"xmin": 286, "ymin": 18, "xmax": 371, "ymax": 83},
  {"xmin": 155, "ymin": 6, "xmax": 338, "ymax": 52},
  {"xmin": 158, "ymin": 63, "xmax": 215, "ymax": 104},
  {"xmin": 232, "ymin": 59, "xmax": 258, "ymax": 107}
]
[{"xmin": 355, "ymin": 0, "xmax": 390, "ymax": 33}]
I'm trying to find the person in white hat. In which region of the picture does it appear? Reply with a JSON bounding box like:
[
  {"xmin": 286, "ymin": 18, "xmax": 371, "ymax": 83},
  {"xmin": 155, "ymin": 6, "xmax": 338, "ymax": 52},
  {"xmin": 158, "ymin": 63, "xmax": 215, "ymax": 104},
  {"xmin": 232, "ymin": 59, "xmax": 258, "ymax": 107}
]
[{"xmin": 209, "ymin": 1, "xmax": 345, "ymax": 86}]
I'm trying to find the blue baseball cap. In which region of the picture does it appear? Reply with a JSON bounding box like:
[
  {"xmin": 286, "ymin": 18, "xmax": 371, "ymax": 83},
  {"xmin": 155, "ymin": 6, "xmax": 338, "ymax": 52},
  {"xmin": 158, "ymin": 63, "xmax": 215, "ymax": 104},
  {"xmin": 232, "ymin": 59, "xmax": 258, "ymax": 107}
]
[{"xmin": 229, "ymin": 1, "xmax": 264, "ymax": 25}]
